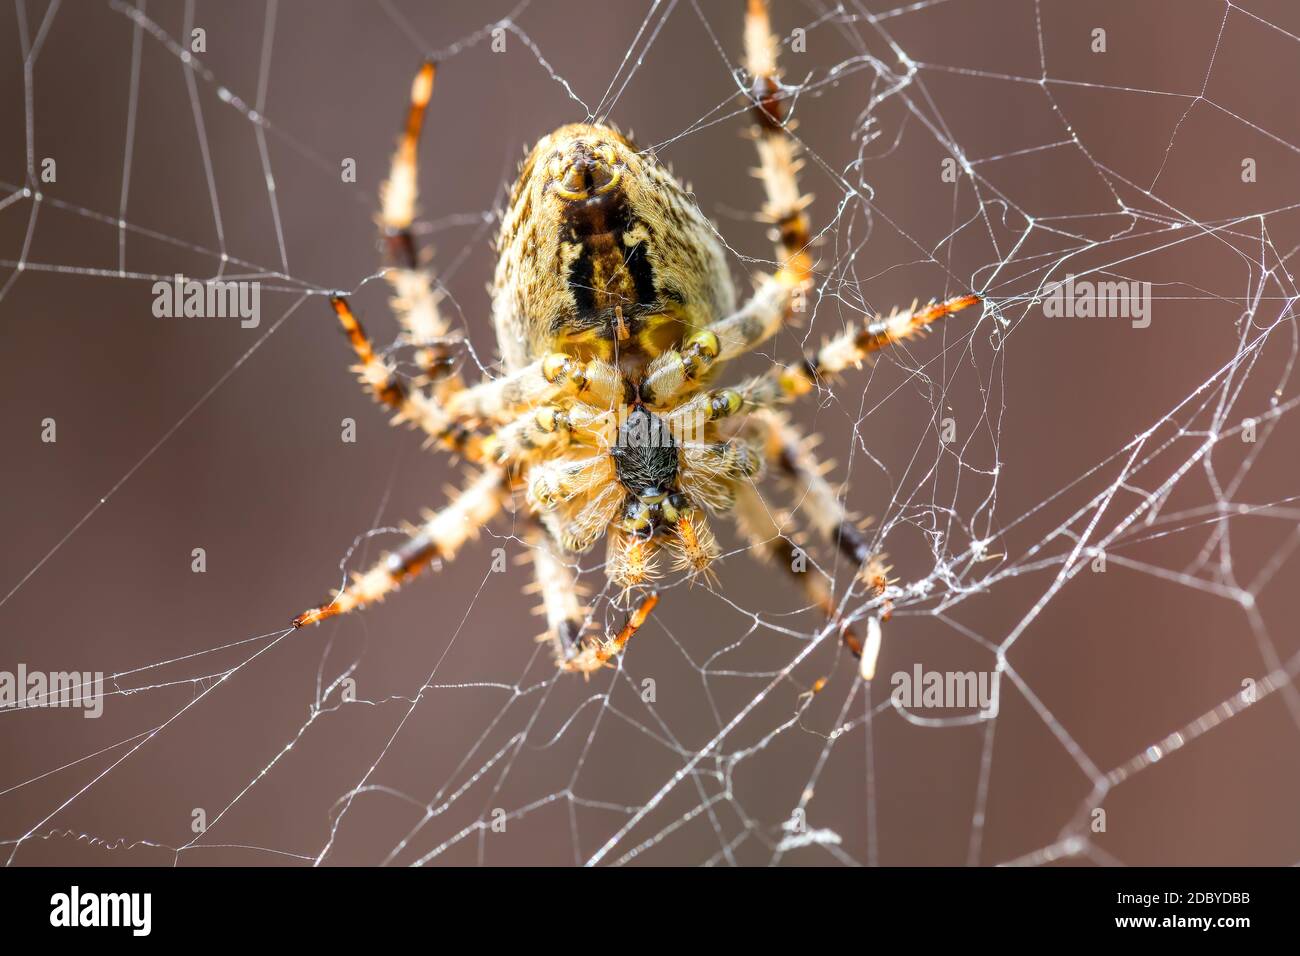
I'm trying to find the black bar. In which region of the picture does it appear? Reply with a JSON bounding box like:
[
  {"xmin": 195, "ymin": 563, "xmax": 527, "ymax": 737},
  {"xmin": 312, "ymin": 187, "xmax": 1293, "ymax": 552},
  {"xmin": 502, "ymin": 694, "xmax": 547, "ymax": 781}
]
[{"xmin": 0, "ymin": 866, "xmax": 1288, "ymax": 941}]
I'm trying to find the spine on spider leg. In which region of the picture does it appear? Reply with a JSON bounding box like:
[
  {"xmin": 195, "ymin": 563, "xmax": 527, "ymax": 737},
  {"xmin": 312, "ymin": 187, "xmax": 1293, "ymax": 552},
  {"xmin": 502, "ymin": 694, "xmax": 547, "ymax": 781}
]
[
  {"xmin": 762, "ymin": 410, "xmax": 893, "ymax": 592},
  {"xmin": 386, "ymin": 269, "xmax": 462, "ymax": 389},
  {"xmin": 448, "ymin": 355, "xmax": 622, "ymax": 425},
  {"xmin": 329, "ymin": 295, "xmax": 486, "ymax": 461},
  {"xmin": 776, "ymin": 294, "xmax": 982, "ymax": 396},
  {"xmin": 677, "ymin": 438, "xmax": 762, "ymax": 513},
  {"xmin": 731, "ymin": 483, "xmax": 864, "ymax": 658},
  {"xmin": 332, "ymin": 294, "xmax": 406, "ymax": 408},
  {"xmin": 524, "ymin": 531, "xmax": 590, "ymax": 664},
  {"xmin": 853, "ymin": 295, "xmax": 982, "ymax": 357},
  {"xmin": 606, "ymin": 529, "xmax": 662, "ymax": 592},
  {"xmin": 292, "ymin": 468, "xmax": 505, "ymax": 629},
  {"xmin": 665, "ymin": 511, "xmax": 721, "ymax": 585},
  {"xmin": 744, "ymin": 0, "xmax": 814, "ymax": 290},
  {"xmin": 773, "ymin": 420, "xmax": 869, "ymax": 564},
  {"xmin": 486, "ymin": 402, "xmax": 620, "ymax": 465},
  {"xmin": 378, "ymin": 60, "xmax": 462, "ymax": 386},
  {"xmin": 563, "ymin": 592, "xmax": 659, "ymax": 677}
]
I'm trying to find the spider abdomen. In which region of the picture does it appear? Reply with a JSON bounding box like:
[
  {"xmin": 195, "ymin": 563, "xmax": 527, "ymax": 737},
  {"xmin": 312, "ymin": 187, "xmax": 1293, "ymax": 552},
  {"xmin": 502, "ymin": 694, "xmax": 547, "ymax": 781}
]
[{"xmin": 491, "ymin": 123, "xmax": 736, "ymax": 370}]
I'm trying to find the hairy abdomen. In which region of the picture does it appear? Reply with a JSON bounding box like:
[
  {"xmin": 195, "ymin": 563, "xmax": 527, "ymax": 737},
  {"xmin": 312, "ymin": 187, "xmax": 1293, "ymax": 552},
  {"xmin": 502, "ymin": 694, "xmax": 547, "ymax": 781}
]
[{"xmin": 492, "ymin": 123, "xmax": 735, "ymax": 373}]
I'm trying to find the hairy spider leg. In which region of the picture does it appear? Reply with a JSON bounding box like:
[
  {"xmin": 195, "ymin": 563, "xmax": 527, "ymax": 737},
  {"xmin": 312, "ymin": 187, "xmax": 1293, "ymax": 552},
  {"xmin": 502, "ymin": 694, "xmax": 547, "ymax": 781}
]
[
  {"xmin": 777, "ymin": 295, "xmax": 982, "ymax": 397},
  {"xmin": 380, "ymin": 60, "xmax": 463, "ymax": 387},
  {"xmin": 292, "ymin": 468, "xmax": 506, "ymax": 628},
  {"xmin": 564, "ymin": 591, "xmax": 660, "ymax": 676},
  {"xmin": 732, "ymin": 483, "xmax": 864, "ymax": 658},
  {"xmin": 745, "ymin": 0, "xmax": 814, "ymax": 288},
  {"xmin": 637, "ymin": 0, "xmax": 813, "ymax": 409},
  {"xmin": 524, "ymin": 519, "xmax": 590, "ymax": 663},
  {"xmin": 328, "ymin": 295, "xmax": 487, "ymax": 459}
]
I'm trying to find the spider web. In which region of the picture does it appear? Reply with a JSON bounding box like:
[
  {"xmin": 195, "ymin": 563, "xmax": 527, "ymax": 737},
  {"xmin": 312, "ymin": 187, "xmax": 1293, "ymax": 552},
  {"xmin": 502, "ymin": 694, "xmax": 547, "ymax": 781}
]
[{"xmin": 2, "ymin": 0, "xmax": 1299, "ymax": 867}]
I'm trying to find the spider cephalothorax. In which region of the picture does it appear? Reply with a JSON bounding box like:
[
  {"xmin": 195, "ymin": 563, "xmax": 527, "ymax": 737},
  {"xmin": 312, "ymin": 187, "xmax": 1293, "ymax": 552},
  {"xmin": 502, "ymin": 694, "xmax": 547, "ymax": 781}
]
[
  {"xmin": 611, "ymin": 407, "xmax": 682, "ymax": 527},
  {"xmin": 292, "ymin": 1, "xmax": 979, "ymax": 677}
]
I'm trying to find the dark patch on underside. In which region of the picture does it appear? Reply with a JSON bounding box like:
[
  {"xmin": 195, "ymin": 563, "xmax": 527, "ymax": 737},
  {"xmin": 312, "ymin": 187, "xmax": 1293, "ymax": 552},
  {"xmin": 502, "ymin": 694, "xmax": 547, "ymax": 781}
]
[
  {"xmin": 561, "ymin": 188, "xmax": 658, "ymax": 319},
  {"xmin": 550, "ymin": 299, "xmax": 678, "ymax": 342},
  {"xmin": 612, "ymin": 407, "xmax": 678, "ymax": 495}
]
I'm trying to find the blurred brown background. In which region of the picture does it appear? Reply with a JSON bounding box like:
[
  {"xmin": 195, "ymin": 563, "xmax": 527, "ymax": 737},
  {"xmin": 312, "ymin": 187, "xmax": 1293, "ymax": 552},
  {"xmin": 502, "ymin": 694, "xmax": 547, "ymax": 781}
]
[{"xmin": 2, "ymin": 0, "xmax": 1299, "ymax": 866}]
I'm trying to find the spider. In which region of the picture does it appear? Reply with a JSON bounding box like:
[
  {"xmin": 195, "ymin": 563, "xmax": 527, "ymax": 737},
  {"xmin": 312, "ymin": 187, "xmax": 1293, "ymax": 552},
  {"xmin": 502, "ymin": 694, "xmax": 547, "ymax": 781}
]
[{"xmin": 292, "ymin": 0, "xmax": 978, "ymax": 675}]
